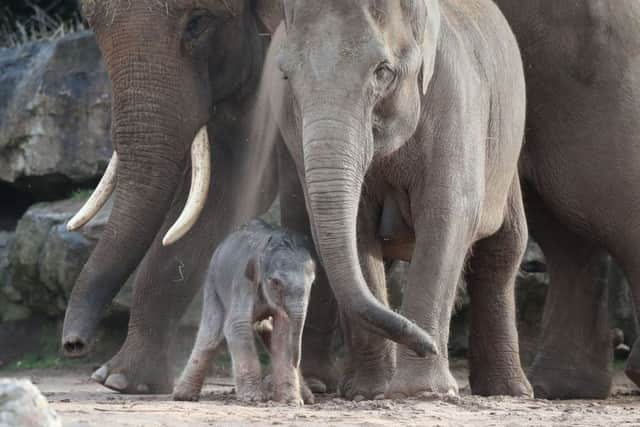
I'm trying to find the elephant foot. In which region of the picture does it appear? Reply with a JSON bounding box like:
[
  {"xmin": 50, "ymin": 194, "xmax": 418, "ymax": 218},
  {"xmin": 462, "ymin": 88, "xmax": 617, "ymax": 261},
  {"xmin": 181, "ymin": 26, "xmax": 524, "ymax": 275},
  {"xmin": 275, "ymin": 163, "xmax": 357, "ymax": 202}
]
[
  {"xmin": 625, "ymin": 338, "xmax": 640, "ymax": 389},
  {"xmin": 339, "ymin": 366, "xmax": 391, "ymax": 401},
  {"xmin": 470, "ymin": 367, "xmax": 533, "ymax": 397},
  {"xmin": 339, "ymin": 342, "xmax": 394, "ymax": 401},
  {"xmin": 529, "ymin": 353, "xmax": 612, "ymax": 399},
  {"xmin": 386, "ymin": 355, "xmax": 458, "ymax": 399},
  {"xmin": 91, "ymin": 341, "xmax": 172, "ymax": 394},
  {"xmin": 301, "ymin": 353, "xmax": 340, "ymax": 394},
  {"xmin": 172, "ymin": 382, "xmax": 201, "ymax": 402}
]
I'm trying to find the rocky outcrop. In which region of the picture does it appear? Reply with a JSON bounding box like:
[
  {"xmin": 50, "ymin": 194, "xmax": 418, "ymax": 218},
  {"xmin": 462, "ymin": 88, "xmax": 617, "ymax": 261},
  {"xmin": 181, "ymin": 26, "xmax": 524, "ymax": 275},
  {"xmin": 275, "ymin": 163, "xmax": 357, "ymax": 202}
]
[
  {"xmin": 0, "ymin": 31, "xmax": 111, "ymax": 198},
  {"xmin": 0, "ymin": 378, "xmax": 62, "ymax": 427},
  {"xmin": 5, "ymin": 197, "xmax": 136, "ymax": 318},
  {"xmin": 0, "ymin": 231, "xmax": 31, "ymax": 322}
]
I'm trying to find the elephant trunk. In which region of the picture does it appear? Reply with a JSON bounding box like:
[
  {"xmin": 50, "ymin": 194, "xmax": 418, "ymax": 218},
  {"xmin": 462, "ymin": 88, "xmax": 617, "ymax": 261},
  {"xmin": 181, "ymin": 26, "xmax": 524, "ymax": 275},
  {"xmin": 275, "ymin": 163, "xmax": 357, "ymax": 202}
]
[
  {"xmin": 62, "ymin": 56, "xmax": 194, "ymax": 357},
  {"xmin": 302, "ymin": 112, "xmax": 438, "ymax": 357},
  {"xmin": 289, "ymin": 310, "xmax": 307, "ymax": 368}
]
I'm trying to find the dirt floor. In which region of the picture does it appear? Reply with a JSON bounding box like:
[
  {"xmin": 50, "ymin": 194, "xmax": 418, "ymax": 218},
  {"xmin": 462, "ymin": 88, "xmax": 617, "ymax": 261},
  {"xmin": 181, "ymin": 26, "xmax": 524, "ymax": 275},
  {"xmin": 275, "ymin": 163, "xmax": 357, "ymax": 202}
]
[{"xmin": 3, "ymin": 363, "xmax": 640, "ymax": 427}]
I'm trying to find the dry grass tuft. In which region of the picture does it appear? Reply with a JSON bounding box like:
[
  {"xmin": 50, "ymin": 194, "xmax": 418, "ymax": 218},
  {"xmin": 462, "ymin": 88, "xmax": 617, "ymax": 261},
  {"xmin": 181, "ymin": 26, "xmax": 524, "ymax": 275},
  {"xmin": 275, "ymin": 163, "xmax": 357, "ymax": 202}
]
[{"xmin": 0, "ymin": 1, "xmax": 85, "ymax": 49}]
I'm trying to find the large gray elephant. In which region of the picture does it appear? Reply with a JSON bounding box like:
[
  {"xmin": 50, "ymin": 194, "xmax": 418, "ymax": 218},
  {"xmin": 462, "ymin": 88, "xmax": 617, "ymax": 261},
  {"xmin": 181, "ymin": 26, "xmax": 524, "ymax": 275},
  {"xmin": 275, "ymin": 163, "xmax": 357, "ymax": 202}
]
[
  {"xmin": 60, "ymin": 0, "xmax": 288, "ymax": 394},
  {"xmin": 262, "ymin": 0, "xmax": 531, "ymax": 399},
  {"xmin": 493, "ymin": 0, "xmax": 640, "ymax": 399}
]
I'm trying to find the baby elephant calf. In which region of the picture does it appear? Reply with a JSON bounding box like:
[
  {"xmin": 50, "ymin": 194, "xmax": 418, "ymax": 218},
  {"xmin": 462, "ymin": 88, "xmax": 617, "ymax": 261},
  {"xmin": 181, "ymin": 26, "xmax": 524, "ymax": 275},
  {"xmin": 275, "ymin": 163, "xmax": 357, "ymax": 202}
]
[{"xmin": 173, "ymin": 219, "xmax": 316, "ymax": 405}]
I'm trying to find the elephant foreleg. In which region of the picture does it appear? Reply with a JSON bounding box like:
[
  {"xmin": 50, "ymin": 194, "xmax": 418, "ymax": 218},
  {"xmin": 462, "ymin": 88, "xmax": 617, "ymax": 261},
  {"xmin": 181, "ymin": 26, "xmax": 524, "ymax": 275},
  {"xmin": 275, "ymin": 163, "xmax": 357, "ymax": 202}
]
[{"xmin": 386, "ymin": 197, "xmax": 473, "ymax": 398}]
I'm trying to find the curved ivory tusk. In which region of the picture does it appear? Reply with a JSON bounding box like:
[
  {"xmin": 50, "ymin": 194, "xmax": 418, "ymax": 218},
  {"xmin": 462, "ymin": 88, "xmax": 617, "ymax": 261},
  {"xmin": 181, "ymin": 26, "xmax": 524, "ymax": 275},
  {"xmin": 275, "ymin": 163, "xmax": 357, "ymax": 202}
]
[
  {"xmin": 162, "ymin": 126, "xmax": 211, "ymax": 246},
  {"xmin": 67, "ymin": 152, "xmax": 118, "ymax": 231}
]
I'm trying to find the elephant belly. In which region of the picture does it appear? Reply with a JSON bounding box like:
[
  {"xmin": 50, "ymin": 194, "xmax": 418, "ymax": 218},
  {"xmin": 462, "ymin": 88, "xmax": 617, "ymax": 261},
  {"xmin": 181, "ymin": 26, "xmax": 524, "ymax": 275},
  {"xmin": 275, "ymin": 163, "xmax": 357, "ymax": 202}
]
[{"xmin": 378, "ymin": 194, "xmax": 415, "ymax": 261}]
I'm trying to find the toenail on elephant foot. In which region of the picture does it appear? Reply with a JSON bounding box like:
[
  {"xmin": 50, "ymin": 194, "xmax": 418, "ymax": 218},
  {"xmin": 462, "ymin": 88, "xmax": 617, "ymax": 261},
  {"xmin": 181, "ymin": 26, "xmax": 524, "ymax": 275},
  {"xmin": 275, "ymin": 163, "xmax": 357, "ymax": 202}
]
[
  {"xmin": 90, "ymin": 355, "xmax": 172, "ymax": 395},
  {"xmin": 91, "ymin": 366, "xmax": 108, "ymax": 383},
  {"xmin": 340, "ymin": 372, "xmax": 391, "ymax": 401},
  {"xmin": 104, "ymin": 373, "xmax": 129, "ymax": 391},
  {"xmin": 305, "ymin": 377, "xmax": 327, "ymax": 394}
]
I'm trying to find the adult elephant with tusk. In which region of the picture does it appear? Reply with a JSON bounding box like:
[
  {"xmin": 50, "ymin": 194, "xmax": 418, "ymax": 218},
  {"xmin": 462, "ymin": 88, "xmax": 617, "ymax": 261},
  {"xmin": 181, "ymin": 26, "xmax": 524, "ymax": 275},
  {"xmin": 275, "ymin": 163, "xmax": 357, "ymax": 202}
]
[
  {"xmin": 61, "ymin": 0, "xmax": 286, "ymax": 394},
  {"xmin": 262, "ymin": 0, "xmax": 531, "ymax": 400}
]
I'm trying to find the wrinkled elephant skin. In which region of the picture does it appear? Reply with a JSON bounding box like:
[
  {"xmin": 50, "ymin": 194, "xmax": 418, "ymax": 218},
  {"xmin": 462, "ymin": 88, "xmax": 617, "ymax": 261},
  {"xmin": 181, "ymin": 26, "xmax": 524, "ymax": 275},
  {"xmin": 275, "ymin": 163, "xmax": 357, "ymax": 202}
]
[
  {"xmin": 61, "ymin": 0, "xmax": 282, "ymax": 394},
  {"xmin": 494, "ymin": 0, "xmax": 640, "ymax": 399},
  {"xmin": 262, "ymin": 0, "xmax": 532, "ymax": 400}
]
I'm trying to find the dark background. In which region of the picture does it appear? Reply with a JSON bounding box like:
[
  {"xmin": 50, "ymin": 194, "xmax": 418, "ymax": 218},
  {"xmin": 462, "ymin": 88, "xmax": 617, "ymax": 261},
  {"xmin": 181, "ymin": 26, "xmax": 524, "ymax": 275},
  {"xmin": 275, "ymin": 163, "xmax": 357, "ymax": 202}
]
[
  {"xmin": 1, "ymin": 0, "xmax": 80, "ymax": 22},
  {"xmin": 1, "ymin": 0, "xmax": 81, "ymax": 41}
]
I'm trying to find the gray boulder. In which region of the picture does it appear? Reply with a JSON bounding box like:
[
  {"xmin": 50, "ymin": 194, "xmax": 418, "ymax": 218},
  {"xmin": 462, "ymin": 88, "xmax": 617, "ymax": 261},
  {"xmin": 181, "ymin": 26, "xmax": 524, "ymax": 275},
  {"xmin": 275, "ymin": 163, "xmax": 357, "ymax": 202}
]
[
  {"xmin": 7, "ymin": 197, "xmax": 132, "ymax": 317},
  {"xmin": 0, "ymin": 31, "xmax": 111, "ymax": 194},
  {"xmin": 0, "ymin": 231, "xmax": 31, "ymax": 322},
  {"xmin": 10, "ymin": 198, "xmax": 91, "ymax": 315},
  {"xmin": 0, "ymin": 378, "xmax": 61, "ymax": 427},
  {"xmin": 6, "ymin": 197, "xmax": 205, "ymax": 326}
]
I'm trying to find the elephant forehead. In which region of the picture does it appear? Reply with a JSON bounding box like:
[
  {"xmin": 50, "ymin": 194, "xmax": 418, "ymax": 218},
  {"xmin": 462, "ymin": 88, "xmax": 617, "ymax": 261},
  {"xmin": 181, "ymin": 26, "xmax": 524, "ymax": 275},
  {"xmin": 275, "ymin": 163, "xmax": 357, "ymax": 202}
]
[{"xmin": 80, "ymin": 0, "xmax": 173, "ymax": 21}]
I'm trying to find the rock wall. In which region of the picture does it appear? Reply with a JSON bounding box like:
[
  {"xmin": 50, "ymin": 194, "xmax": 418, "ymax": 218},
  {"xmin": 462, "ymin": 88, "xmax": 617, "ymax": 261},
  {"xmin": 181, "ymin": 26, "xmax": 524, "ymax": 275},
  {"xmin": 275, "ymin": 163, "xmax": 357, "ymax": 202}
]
[{"xmin": 0, "ymin": 31, "xmax": 111, "ymax": 197}]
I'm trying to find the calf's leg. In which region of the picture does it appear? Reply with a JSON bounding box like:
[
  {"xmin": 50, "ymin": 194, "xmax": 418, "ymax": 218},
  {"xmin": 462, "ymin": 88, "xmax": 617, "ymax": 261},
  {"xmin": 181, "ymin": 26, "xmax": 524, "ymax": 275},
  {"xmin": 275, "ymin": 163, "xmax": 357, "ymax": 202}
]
[{"xmin": 173, "ymin": 291, "xmax": 225, "ymax": 401}]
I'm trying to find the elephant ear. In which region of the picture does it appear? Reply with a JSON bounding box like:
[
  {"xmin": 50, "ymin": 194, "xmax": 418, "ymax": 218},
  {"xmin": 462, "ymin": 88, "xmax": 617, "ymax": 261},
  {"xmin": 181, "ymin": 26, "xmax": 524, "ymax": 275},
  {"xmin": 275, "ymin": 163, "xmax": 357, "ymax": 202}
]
[
  {"xmin": 255, "ymin": 0, "xmax": 284, "ymax": 33},
  {"xmin": 420, "ymin": 0, "xmax": 442, "ymax": 95}
]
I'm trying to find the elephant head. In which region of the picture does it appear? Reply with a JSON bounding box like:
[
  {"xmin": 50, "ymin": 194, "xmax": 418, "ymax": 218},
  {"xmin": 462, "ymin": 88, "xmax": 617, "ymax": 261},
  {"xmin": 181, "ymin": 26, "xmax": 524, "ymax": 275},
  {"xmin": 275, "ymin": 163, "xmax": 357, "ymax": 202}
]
[
  {"xmin": 62, "ymin": 0, "xmax": 281, "ymax": 357},
  {"xmin": 273, "ymin": 0, "xmax": 441, "ymax": 355}
]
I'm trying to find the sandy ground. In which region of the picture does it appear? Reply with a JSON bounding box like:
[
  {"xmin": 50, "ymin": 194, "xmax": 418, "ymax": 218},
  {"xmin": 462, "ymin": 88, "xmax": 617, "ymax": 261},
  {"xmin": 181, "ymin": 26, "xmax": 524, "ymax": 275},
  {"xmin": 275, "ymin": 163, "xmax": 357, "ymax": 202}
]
[{"xmin": 3, "ymin": 364, "xmax": 640, "ymax": 427}]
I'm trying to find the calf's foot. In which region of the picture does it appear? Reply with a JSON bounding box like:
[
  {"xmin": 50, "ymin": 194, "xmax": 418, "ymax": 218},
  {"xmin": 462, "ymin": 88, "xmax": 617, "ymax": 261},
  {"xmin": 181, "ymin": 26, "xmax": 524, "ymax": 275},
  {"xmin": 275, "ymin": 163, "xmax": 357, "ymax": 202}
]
[
  {"xmin": 172, "ymin": 382, "xmax": 201, "ymax": 402},
  {"xmin": 237, "ymin": 386, "xmax": 266, "ymax": 403}
]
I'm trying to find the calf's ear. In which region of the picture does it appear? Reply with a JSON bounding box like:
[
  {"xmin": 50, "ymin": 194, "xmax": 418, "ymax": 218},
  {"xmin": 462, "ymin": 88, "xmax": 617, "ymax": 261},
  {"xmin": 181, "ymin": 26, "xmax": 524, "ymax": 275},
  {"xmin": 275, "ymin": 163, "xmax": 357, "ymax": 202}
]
[
  {"xmin": 244, "ymin": 257, "xmax": 259, "ymax": 283},
  {"xmin": 254, "ymin": 0, "xmax": 284, "ymax": 33}
]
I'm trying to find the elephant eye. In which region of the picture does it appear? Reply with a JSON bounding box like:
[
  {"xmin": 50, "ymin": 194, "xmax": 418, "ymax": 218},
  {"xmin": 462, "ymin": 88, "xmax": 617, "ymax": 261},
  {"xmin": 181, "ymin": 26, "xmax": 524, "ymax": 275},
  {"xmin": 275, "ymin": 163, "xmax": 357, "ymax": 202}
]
[
  {"xmin": 184, "ymin": 10, "xmax": 215, "ymax": 42},
  {"xmin": 374, "ymin": 62, "xmax": 396, "ymax": 88}
]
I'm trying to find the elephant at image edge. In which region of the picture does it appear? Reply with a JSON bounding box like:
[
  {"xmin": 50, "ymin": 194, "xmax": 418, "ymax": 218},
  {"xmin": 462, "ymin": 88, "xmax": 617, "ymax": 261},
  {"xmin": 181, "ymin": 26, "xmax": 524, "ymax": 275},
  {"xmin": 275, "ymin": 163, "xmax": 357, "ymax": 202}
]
[
  {"xmin": 60, "ymin": 0, "xmax": 301, "ymax": 394},
  {"xmin": 263, "ymin": 0, "xmax": 532, "ymax": 399},
  {"xmin": 494, "ymin": 0, "xmax": 640, "ymax": 399}
]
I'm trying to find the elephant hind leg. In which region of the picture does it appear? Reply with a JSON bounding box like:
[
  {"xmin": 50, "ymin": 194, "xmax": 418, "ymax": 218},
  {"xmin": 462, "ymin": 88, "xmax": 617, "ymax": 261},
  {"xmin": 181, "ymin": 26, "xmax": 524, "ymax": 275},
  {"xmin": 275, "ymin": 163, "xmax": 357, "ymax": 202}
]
[
  {"xmin": 466, "ymin": 179, "xmax": 532, "ymax": 397},
  {"xmin": 526, "ymin": 187, "xmax": 612, "ymax": 400},
  {"xmin": 607, "ymin": 236, "xmax": 640, "ymax": 390}
]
